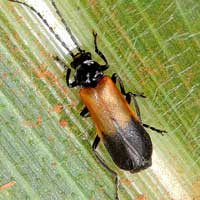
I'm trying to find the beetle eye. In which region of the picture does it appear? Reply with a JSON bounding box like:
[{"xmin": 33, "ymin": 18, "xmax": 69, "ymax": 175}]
[{"xmin": 86, "ymin": 52, "xmax": 91, "ymax": 58}]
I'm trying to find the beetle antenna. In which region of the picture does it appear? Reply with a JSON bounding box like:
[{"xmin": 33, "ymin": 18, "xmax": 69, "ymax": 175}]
[
  {"xmin": 50, "ymin": 0, "xmax": 83, "ymax": 53},
  {"xmin": 8, "ymin": 0, "xmax": 75, "ymax": 58}
]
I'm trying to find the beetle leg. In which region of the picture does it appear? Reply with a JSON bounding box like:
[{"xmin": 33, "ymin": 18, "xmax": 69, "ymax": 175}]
[
  {"xmin": 80, "ymin": 106, "xmax": 90, "ymax": 118},
  {"xmin": 111, "ymin": 73, "xmax": 167, "ymax": 134},
  {"xmin": 92, "ymin": 31, "xmax": 109, "ymax": 68},
  {"xmin": 111, "ymin": 73, "xmax": 126, "ymax": 95},
  {"xmin": 126, "ymin": 92, "xmax": 167, "ymax": 135},
  {"xmin": 111, "ymin": 73, "xmax": 145, "ymax": 121},
  {"xmin": 142, "ymin": 123, "xmax": 167, "ymax": 135},
  {"xmin": 111, "ymin": 73, "xmax": 146, "ymax": 98},
  {"xmin": 92, "ymin": 135, "xmax": 119, "ymax": 200},
  {"xmin": 99, "ymin": 64, "xmax": 109, "ymax": 71},
  {"xmin": 53, "ymin": 56, "xmax": 78, "ymax": 88},
  {"xmin": 125, "ymin": 92, "xmax": 142, "ymax": 121},
  {"xmin": 66, "ymin": 68, "xmax": 78, "ymax": 88}
]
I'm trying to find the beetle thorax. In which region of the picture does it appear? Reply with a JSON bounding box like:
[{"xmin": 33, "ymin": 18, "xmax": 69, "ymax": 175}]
[{"xmin": 74, "ymin": 59, "xmax": 104, "ymax": 87}]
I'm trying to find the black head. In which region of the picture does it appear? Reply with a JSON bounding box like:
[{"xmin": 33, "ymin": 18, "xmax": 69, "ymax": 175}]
[
  {"xmin": 71, "ymin": 50, "xmax": 92, "ymax": 69},
  {"xmin": 70, "ymin": 51, "xmax": 104, "ymax": 87}
]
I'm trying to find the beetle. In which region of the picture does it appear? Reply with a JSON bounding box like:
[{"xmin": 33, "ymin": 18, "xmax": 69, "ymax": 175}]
[{"xmin": 8, "ymin": 1, "xmax": 167, "ymax": 199}]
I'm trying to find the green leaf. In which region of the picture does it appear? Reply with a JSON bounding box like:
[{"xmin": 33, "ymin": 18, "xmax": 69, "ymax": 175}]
[{"xmin": 1, "ymin": 0, "xmax": 200, "ymax": 199}]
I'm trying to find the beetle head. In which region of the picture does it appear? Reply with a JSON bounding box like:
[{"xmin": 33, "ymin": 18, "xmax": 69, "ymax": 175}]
[
  {"xmin": 70, "ymin": 51, "xmax": 92, "ymax": 69},
  {"xmin": 70, "ymin": 50, "xmax": 104, "ymax": 87}
]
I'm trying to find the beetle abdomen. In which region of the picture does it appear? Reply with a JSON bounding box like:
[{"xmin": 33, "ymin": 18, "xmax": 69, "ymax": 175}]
[{"xmin": 103, "ymin": 118, "xmax": 152, "ymax": 172}]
